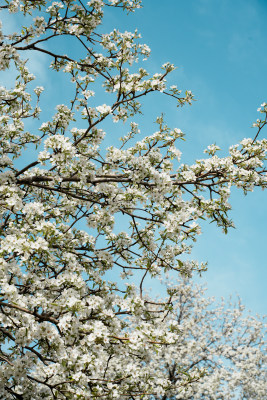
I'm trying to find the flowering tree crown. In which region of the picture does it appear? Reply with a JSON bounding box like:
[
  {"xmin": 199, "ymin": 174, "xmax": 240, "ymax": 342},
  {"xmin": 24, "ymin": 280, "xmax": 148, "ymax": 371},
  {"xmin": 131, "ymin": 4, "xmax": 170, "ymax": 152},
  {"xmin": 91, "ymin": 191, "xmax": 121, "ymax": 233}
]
[{"xmin": 0, "ymin": 0, "xmax": 266, "ymax": 398}]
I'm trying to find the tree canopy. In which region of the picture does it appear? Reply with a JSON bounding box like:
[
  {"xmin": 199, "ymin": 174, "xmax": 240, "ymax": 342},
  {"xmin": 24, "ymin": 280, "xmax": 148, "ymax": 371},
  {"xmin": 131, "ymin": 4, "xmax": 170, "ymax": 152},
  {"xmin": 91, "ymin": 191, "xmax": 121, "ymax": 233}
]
[{"xmin": 0, "ymin": 1, "xmax": 266, "ymax": 399}]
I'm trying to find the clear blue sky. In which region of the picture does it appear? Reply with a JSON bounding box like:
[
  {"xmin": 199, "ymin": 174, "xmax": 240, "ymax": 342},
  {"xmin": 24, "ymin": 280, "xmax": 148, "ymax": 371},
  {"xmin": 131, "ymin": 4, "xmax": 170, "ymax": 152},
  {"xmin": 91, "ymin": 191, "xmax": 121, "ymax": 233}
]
[
  {"xmin": 104, "ymin": 0, "xmax": 267, "ymax": 314},
  {"xmin": 2, "ymin": 0, "xmax": 266, "ymax": 315}
]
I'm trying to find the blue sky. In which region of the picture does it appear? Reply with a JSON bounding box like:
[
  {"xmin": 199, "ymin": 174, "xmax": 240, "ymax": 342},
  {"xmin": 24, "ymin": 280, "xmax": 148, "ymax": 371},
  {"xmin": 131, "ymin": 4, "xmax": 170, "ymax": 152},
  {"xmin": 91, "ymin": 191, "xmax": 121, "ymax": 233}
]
[
  {"xmin": 103, "ymin": 0, "xmax": 267, "ymax": 314},
  {"xmin": 1, "ymin": 0, "xmax": 266, "ymax": 315}
]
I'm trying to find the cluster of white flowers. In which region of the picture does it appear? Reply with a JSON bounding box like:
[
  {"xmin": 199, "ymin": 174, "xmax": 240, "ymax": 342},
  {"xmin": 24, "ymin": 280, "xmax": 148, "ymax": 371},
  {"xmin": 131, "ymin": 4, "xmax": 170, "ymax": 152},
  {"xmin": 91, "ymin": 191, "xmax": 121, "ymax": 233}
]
[
  {"xmin": 96, "ymin": 104, "xmax": 112, "ymax": 115},
  {"xmin": 0, "ymin": 0, "xmax": 266, "ymax": 399}
]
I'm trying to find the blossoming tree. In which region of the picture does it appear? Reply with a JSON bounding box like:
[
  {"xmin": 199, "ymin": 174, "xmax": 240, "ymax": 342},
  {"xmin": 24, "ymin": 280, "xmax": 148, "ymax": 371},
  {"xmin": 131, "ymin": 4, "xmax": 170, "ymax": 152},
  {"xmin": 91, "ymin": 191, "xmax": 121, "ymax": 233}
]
[{"xmin": 0, "ymin": 0, "xmax": 266, "ymax": 398}]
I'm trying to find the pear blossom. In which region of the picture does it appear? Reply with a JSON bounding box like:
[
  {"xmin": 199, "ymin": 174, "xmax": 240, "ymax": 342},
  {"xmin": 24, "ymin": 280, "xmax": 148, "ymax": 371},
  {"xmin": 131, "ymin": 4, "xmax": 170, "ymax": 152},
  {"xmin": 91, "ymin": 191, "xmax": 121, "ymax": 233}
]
[{"xmin": 96, "ymin": 104, "xmax": 112, "ymax": 114}]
